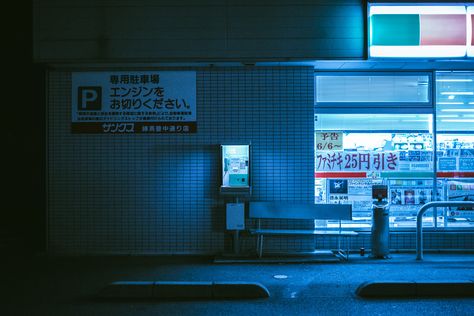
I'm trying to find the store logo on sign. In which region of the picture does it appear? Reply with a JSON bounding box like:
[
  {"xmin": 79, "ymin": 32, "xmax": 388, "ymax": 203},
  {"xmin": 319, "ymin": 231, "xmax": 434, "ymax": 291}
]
[{"xmin": 78, "ymin": 86, "xmax": 102, "ymax": 110}]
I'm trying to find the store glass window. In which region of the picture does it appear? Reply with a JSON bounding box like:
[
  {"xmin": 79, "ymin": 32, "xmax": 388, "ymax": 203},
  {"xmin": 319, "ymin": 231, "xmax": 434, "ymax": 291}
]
[
  {"xmin": 316, "ymin": 75, "xmax": 430, "ymax": 104},
  {"xmin": 315, "ymin": 114, "xmax": 434, "ymax": 229},
  {"xmin": 315, "ymin": 72, "xmax": 434, "ymax": 230},
  {"xmin": 436, "ymin": 71, "xmax": 474, "ymax": 229}
]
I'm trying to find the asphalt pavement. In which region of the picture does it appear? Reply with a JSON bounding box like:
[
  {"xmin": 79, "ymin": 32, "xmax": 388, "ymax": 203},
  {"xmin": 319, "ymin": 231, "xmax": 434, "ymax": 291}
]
[{"xmin": 1, "ymin": 253, "xmax": 473, "ymax": 316}]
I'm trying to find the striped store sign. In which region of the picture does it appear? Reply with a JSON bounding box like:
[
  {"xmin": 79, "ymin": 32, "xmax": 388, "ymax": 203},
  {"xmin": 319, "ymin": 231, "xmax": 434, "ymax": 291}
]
[{"xmin": 369, "ymin": 5, "xmax": 474, "ymax": 58}]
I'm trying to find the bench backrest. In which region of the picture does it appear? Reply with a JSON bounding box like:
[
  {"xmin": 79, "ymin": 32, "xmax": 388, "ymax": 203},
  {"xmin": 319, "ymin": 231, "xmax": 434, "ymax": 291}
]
[{"xmin": 249, "ymin": 201, "xmax": 352, "ymax": 220}]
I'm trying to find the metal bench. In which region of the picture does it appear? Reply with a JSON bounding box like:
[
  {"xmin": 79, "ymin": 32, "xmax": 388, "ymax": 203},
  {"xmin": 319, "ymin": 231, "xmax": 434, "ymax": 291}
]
[{"xmin": 249, "ymin": 201, "xmax": 358, "ymax": 260}]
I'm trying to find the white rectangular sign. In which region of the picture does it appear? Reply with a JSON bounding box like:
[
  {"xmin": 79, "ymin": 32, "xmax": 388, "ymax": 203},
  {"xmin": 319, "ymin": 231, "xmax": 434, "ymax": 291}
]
[
  {"xmin": 315, "ymin": 151, "xmax": 400, "ymax": 172},
  {"xmin": 315, "ymin": 132, "xmax": 343, "ymax": 150},
  {"xmin": 71, "ymin": 71, "xmax": 196, "ymax": 133}
]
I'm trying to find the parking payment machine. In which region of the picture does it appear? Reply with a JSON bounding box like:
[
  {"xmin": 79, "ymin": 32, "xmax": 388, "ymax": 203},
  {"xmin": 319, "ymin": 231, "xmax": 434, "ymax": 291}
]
[
  {"xmin": 220, "ymin": 145, "xmax": 251, "ymax": 254},
  {"xmin": 371, "ymin": 185, "xmax": 390, "ymax": 258}
]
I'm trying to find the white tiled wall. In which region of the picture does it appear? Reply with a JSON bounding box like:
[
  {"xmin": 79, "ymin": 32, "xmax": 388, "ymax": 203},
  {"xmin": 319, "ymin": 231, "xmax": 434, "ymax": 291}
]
[{"xmin": 48, "ymin": 67, "xmax": 314, "ymax": 254}]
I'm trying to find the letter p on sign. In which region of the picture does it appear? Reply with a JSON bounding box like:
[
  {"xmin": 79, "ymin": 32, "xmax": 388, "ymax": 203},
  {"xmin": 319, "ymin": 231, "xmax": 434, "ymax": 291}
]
[{"xmin": 78, "ymin": 86, "xmax": 102, "ymax": 110}]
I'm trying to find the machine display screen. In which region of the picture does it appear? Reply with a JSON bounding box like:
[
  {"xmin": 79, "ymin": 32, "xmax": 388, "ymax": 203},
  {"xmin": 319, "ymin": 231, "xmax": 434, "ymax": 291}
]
[{"xmin": 221, "ymin": 145, "xmax": 250, "ymax": 188}]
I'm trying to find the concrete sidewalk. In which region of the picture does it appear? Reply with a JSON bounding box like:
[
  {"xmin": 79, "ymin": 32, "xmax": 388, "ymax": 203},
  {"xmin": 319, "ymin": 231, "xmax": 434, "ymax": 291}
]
[{"xmin": 2, "ymin": 253, "xmax": 473, "ymax": 316}]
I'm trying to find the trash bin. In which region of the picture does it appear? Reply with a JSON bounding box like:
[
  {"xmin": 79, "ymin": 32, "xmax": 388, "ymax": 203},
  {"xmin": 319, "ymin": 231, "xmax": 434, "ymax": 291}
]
[{"xmin": 371, "ymin": 185, "xmax": 390, "ymax": 259}]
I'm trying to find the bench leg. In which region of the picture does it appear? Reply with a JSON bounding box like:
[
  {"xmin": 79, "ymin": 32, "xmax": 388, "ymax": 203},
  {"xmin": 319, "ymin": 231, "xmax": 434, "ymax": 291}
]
[
  {"xmin": 346, "ymin": 237, "xmax": 350, "ymax": 261},
  {"xmin": 337, "ymin": 235, "xmax": 341, "ymax": 254},
  {"xmin": 258, "ymin": 235, "xmax": 264, "ymax": 258},
  {"xmin": 255, "ymin": 235, "xmax": 260, "ymax": 256}
]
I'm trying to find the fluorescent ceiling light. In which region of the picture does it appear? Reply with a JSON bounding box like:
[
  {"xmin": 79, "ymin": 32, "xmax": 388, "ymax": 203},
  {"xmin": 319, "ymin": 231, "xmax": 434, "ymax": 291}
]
[
  {"xmin": 438, "ymin": 114, "xmax": 474, "ymax": 118},
  {"xmin": 441, "ymin": 119, "xmax": 474, "ymax": 122},
  {"xmin": 436, "ymin": 79, "xmax": 473, "ymax": 82},
  {"xmin": 441, "ymin": 109, "xmax": 474, "ymax": 112},
  {"xmin": 437, "ymin": 102, "xmax": 464, "ymax": 105},
  {"xmin": 440, "ymin": 92, "xmax": 474, "ymax": 95}
]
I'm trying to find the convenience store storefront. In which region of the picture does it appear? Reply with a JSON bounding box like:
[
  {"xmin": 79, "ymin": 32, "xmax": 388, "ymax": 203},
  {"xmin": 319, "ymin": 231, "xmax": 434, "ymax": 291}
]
[
  {"xmin": 314, "ymin": 3, "xmax": 474, "ymax": 233},
  {"xmin": 42, "ymin": 2, "xmax": 474, "ymax": 255}
]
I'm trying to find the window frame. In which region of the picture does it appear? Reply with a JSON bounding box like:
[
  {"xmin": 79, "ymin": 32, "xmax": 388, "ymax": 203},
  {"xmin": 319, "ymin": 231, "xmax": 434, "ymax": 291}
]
[
  {"xmin": 314, "ymin": 70, "xmax": 474, "ymax": 232},
  {"xmin": 314, "ymin": 71, "xmax": 433, "ymax": 114}
]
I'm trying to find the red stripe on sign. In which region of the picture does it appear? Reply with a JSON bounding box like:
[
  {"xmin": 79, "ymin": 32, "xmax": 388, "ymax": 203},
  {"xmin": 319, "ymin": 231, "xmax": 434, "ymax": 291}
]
[
  {"xmin": 437, "ymin": 172, "xmax": 474, "ymax": 178},
  {"xmin": 420, "ymin": 14, "xmax": 466, "ymax": 45},
  {"xmin": 315, "ymin": 172, "xmax": 367, "ymax": 178}
]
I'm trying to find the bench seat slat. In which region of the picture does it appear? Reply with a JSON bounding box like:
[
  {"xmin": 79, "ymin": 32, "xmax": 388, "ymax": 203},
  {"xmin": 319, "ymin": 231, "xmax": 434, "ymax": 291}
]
[
  {"xmin": 249, "ymin": 202, "xmax": 352, "ymax": 220},
  {"xmin": 250, "ymin": 229, "xmax": 358, "ymax": 236}
]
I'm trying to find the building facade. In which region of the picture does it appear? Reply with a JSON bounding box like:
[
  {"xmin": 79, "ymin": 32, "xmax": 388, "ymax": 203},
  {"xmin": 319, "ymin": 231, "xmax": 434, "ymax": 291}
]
[{"xmin": 35, "ymin": 0, "xmax": 474, "ymax": 255}]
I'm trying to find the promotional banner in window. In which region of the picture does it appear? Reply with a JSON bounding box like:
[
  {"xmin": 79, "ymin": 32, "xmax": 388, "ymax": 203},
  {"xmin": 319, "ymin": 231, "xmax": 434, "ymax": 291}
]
[
  {"xmin": 315, "ymin": 151, "xmax": 400, "ymax": 172},
  {"xmin": 71, "ymin": 71, "xmax": 196, "ymax": 133}
]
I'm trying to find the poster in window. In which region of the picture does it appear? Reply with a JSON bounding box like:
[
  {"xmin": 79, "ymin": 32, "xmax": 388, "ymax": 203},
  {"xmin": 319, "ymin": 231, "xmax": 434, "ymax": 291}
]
[
  {"xmin": 404, "ymin": 189, "xmax": 415, "ymax": 205},
  {"xmin": 391, "ymin": 189, "xmax": 402, "ymax": 205},
  {"xmin": 329, "ymin": 179, "xmax": 348, "ymax": 194},
  {"xmin": 416, "ymin": 189, "xmax": 429, "ymax": 205}
]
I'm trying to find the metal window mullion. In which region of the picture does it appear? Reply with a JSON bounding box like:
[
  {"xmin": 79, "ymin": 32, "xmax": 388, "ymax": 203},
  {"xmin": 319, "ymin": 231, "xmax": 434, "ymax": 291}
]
[{"xmin": 433, "ymin": 70, "xmax": 439, "ymax": 229}]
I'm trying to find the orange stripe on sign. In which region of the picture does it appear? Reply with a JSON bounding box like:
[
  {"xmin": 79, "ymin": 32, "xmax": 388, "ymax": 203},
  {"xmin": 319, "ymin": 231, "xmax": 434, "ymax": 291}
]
[
  {"xmin": 420, "ymin": 14, "xmax": 466, "ymax": 45},
  {"xmin": 315, "ymin": 172, "xmax": 367, "ymax": 178}
]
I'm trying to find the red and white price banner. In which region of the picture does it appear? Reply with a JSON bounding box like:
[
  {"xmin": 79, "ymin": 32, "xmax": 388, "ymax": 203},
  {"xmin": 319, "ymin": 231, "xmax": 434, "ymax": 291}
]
[{"xmin": 316, "ymin": 151, "xmax": 399, "ymax": 172}]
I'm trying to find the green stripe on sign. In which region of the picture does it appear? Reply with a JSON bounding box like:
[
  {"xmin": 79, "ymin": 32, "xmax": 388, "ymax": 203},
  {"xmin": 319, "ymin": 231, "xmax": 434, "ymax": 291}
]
[
  {"xmin": 371, "ymin": 14, "xmax": 420, "ymax": 46},
  {"xmin": 380, "ymin": 172, "xmax": 434, "ymax": 178}
]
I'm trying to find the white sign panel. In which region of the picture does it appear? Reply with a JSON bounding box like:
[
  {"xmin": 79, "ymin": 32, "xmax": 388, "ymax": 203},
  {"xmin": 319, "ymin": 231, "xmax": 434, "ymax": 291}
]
[
  {"xmin": 226, "ymin": 203, "xmax": 245, "ymax": 230},
  {"xmin": 315, "ymin": 132, "xmax": 343, "ymax": 150},
  {"xmin": 71, "ymin": 71, "xmax": 196, "ymax": 133}
]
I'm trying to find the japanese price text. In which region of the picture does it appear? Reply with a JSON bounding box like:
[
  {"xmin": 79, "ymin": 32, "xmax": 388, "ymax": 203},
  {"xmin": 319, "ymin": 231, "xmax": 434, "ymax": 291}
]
[{"xmin": 316, "ymin": 151, "xmax": 399, "ymax": 172}]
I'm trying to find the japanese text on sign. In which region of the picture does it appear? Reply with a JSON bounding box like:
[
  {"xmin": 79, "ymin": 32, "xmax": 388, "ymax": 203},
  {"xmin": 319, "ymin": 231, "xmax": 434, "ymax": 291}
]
[
  {"xmin": 71, "ymin": 71, "xmax": 196, "ymax": 134},
  {"xmin": 315, "ymin": 132, "xmax": 343, "ymax": 150},
  {"xmin": 316, "ymin": 151, "xmax": 399, "ymax": 172}
]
